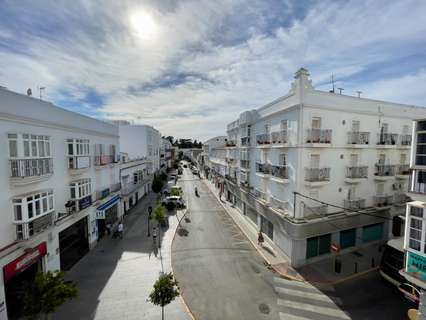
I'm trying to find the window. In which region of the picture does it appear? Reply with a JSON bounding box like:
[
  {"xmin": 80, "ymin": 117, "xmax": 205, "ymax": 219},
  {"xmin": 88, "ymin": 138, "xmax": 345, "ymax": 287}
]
[
  {"xmin": 352, "ymin": 120, "xmax": 360, "ymax": 132},
  {"xmin": 264, "ymin": 124, "xmax": 270, "ymax": 134},
  {"xmin": 279, "ymin": 154, "xmax": 286, "ymax": 166},
  {"xmin": 347, "ymin": 186, "xmax": 356, "ymax": 200},
  {"xmin": 13, "ymin": 190, "xmax": 54, "ymax": 222},
  {"xmin": 400, "ymin": 153, "xmax": 407, "ymax": 164},
  {"xmin": 310, "ymin": 154, "xmax": 320, "ymax": 168},
  {"xmin": 376, "ymin": 183, "xmax": 385, "ymax": 195},
  {"xmin": 70, "ymin": 179, "xmax": 92, "ymax": 199},
  {"xmin": 381, "ymin": 123, "xmax": 389, "ymax": 134},
  {"xmin": 408, "ymin": 206, "xmax": 426, "ymax": 253},
  {"xmin": 362, "ymin": 223, "xmax": 384, "ymax": 243},
  {"xmin": 13, "ymin": 134, "xmax": 51, "ymax": 158},
  {"xmin": 8, "ymin": 133, "xmax": 18, "ymax": 157},
  {"xmin": 312, "ymin": 117, "xmax": 321, "ymax": 129},
  {"xmin": 67, "ymin": 139, "xmax": 90, "ymax": 156},
  {"xmin": 378, "ymin": 154, "xmax": 386, "ymax": 165},
  {"xmin": 306, "ymin": 234, "xmax": 331, "ymax": 259},
  {"xmin": 280, "ymin": 120, "xmax": 288, "ymax": 131},
  {"xmin": 340, "ymin": 228, "xmax": 356, "ymax": 249},
  {"xmin": 403, "ymin": 125, "xmax": 410, "ymax": 135}
]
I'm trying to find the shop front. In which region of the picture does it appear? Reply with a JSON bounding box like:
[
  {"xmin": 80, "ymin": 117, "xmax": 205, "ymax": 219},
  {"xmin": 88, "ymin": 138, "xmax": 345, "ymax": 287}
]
[
  {"xmin": 96, "ymin": 195, "xmax": 120, "ymax": 239},
  {"xmin": 59, "ymin": 216, "xmax": 89, "ymax": 271},
  {"xmin": 3, "ymin": 242, "xmax": 47, "ymax": 320}
]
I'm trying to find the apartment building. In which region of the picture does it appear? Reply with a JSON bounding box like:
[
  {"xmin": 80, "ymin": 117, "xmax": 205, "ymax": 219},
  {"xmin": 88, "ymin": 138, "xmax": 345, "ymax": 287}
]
[
  {"xmin": 116, "ymin": 121, "xmax": 162, "ymax": 173},
  {"xmin": 160, "ymin": 138, "xmax": 173, "ymax": 171},
  {"xmin": 201, "ymin": 137, "xmax": 228, "ymax": 178},
  {"xmin": 402, "ymin": 119, "xmax": 426, "ymax": 306},
  {"xmin": 0, "ymin": 88, "xmax": 122, "ymax": 320},
  {"xmin": 217, "ymin": 68, "xmax": 426, "ymax": 267}
]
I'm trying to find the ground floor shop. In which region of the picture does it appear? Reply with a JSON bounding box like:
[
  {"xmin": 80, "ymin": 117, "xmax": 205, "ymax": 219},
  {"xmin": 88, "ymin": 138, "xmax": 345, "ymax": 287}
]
[
  {"xmin": 1, "ymin": 242, "xmax": 47, "ymax": 320},
  {"xmin": 96, "ymin": 195, "xmax": 121, "ymax": 239},
  {"xmin": 59, "ymin": 217, "xmax": 89, "ymax": 271}
]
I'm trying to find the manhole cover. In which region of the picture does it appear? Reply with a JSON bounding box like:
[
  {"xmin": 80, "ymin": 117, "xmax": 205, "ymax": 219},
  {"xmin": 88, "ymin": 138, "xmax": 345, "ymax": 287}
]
[{"xmin": 259, "ymin": 303, "xmax": 270, "ymax": 314}]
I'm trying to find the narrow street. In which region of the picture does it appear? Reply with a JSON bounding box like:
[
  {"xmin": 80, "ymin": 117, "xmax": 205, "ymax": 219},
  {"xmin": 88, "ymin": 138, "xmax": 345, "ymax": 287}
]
[{"xmin": 172, "ymin": 165, "xmax": 413, "ymax": 320}]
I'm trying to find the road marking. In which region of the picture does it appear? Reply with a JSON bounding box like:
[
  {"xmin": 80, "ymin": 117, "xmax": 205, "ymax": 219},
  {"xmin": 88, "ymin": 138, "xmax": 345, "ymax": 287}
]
[
  {"xmin": 274, "ymin": 277, "xmax": 334, "ymax": 293},
  {"xmin": 277, "ymin": 299, "xmax": 350, "ymax": 320},
  {"xmin": 279, "ymin": 312, "xmax": 318, "ymax": 320},
  {"xmin": 275, "ymin": 287, "xmax": 342, "ymax": 304}
]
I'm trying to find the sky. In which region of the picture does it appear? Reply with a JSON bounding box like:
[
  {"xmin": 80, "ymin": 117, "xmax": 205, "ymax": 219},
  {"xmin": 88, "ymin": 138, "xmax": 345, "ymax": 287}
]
[{"xmin": 0, "ymin": 0, "xmax": 426, "ymax": 141}]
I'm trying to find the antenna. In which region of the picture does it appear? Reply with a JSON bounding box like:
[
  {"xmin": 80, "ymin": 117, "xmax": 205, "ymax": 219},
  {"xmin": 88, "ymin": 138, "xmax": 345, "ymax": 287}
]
[
  {"xmin": 337, "ymin": 87, "xmax": 344, "ymax": 95},
  {"xmin": 356, "ymin": 91, "xmax": 362, "ymax": 98},
  {"xmin": 330, "ymin": 74, "xmax": 335, "ymax": 93},
  {"xmin": 38, "ymin": 86, "xmax": 46, "ymax": 100}
]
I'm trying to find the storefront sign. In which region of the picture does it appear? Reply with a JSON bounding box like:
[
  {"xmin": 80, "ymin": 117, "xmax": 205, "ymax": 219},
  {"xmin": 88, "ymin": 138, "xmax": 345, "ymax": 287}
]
[
  {"xmin": 78, "ymin": 195, "xmax": 92, "ymax": 211},
  {"xmin": 406, "ymin": 251, "xmax": 426, "ymax": 282},
  {"xmin": 3, "ymin": 242, "xmax": 47, "ymax": 282},
  {"xmin": 96, "ymin": 195, "xmax": 120, "ymax": 220}
]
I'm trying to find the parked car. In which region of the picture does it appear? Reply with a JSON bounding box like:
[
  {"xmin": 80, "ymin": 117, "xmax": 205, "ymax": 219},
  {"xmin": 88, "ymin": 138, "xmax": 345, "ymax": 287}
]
[
  {"xmin": 162, "ymin": 196, "xmax": 185, "ymax": 209},
  {"xmin": 398, "ymin": 283, "xmax": 420, "ymax": 305}
]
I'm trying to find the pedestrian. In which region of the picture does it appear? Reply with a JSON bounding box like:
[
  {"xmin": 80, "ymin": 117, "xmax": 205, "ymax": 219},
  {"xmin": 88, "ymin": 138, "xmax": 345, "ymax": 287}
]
[
  {"xmin": 257, "ymin": 231, "xmax": 264, "ymax": 247},
  {"xmin": 152, "ymin": 227, "xmax": 157, "ymax": 244},
  {"xmin": 117, "ymin": 221, "xmax": 124, "ymax": 239},
  {"xmin": 106, "ymin": 222, "xmax": 112, "ymax": 236}
]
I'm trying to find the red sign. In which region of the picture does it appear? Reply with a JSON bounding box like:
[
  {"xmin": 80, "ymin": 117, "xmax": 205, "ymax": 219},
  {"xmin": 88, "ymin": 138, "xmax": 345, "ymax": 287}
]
[
  {"xmin": 3, "ymin": 242, "xmax": 47, "ymax": 282},
  {"xmin": 330, "ymin": 243, "xmax": 340, "ymax": 253}
]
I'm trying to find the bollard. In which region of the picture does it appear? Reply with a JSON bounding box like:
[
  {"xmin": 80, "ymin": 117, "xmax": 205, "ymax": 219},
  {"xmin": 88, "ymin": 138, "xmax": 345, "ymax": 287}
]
[
  {"xmin": 335, "ymin": 259, "xmax": 342, "ymax": 274},
  {"xmin": 354, "ymin": 262, "xmax": 358, "ymax": 274}
]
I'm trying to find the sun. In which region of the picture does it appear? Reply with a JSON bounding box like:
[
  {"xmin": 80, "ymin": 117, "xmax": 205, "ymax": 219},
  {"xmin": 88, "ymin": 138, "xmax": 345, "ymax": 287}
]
[{"xmin": 130, "ymin": 11, "xmax": 158, "ymax": 41}]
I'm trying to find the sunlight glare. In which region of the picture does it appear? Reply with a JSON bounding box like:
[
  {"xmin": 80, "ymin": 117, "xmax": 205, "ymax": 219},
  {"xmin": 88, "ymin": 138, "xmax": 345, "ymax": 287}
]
[{"xmin": 130, "ymin": 11, "xmax": 158, "ymax": 41}]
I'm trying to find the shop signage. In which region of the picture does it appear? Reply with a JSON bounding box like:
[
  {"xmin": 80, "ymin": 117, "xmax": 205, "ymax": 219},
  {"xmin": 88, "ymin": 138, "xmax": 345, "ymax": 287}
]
[
  {"xmin": 3, "ymin": 242, "xmax": 47, "ymax": 282},
  {"xmin": 96, "ymin": 211, "xmax": 105, "ymax": 219},
  {"xmin": 406, "ymin": 251, "xmax": 426, "ymax": 282},
  {"xmin": 78, "ymin": 195, "xmax": 92, "ymax": 211}
]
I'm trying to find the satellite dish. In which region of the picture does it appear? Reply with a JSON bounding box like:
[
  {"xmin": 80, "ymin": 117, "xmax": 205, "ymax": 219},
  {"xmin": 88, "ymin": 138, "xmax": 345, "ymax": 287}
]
[{"xmin": 27, "ymin": 88, "xmax": 32, "ymax": 96}]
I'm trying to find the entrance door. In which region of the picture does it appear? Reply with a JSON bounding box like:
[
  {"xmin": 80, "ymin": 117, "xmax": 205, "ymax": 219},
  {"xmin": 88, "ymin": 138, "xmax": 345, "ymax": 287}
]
[
  {"xmin": 312, "ymin": 117, "xmax": 321, "ymax": 129},
  {"xmin": 135, "ymin": 192, "xmax": 139, "ymax": 202},
  {"xmin": 350, "ymin": 154, "xmax": 358, "ymax": 167},
  {"xmin": 59, "ymin": 216, "xmax": 89, "ymax": 271},
  {"xmin": 352, "ymin": 120, "xmax": 360, "ymax": 132}
]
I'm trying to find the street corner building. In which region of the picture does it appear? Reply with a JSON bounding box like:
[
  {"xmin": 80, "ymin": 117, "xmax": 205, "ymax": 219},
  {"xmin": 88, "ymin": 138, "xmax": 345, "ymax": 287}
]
[
  {"xmin": 203, "ymin": 68, "xmax": 426, "ymax": 268},
  {"xmin": 0, "ymin": 87, "xmax": 125, "ymax": 320}
]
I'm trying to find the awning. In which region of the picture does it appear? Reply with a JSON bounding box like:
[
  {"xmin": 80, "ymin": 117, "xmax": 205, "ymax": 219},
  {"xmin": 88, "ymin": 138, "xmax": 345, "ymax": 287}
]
[{"xmin": 96, "ymin": 195, "xmax": 120, "ymax": 219}]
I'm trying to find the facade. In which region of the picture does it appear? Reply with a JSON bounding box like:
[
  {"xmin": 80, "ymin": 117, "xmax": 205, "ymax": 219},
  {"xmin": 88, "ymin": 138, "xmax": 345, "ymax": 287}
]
[
  {"xmin": 0, "ymin": 88, "xmax": 122, "ymax": 320},
  {"xmin": 213, "ymin": 68, "xmax": 426, "ymax": 267},
  {"xmin": 201, "ymin": 136, "xmax": 228, "ymax": 179},
  {"xmin": 402, "ymin": 119, "xmax": 426, "ymax": 309},
  {"xmin": 116, "ymin": 121, "xmax": 162, "ymax": 173},
  {"xmin": 160, "ymin": 138, "xmax": 173, "ymax": 171}
]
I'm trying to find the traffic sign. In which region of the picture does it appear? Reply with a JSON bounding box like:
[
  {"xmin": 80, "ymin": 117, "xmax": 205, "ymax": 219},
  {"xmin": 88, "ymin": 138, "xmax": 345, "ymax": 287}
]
[{"xmin": 330, "ymin": 243, "xmax": 340, "ymax": 253}]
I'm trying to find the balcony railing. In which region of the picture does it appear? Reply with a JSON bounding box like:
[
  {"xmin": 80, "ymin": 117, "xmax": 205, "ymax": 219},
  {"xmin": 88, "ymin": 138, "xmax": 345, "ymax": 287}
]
[
  {"xmin": 68, "ymin": 156, "xmax": 90, "ymax": 170},
  {"xmin": 16, "ymin": 212, "xmax": 54, "ymax": 241},
  {"xmin": 346, "ymin": 166, "xmax": 368, "ymax": 179},
  {"xmin": 400, "ymin": 134, "xmax": 412, "ymax": 146},
  {"xmin": 374, "ymin": 164, "xmax": 396, "ymax": 176},
  {"xmin": 305, "ymin": 167, "xmax": 331, "ymax": 182},
  {"xmin": 409, "ymin": 170, "xmax": 426, "ymax": 194},
  {"xmin": 347, "ymin": 131, "xmax": 370, "ymax": 145},
  {"xmin": 94, "ymin": 155, "xmax": 116, "ymax": 166},
  {"xmin": 240, "ymin": 160, "xmax": 250, "ymax": 169},
  {"xmin": 377, "ymin": 133, "xmax": 398, "ymax": 145},
  {"xmin": 10, "ymin": 158, "xmax": 53, "ymax": 178},
  {"xmin": 373, "ymin": 194, "xmax": 393, "ymax": 207},
  {"xmin": 256, "ymin": 162, "xmax": 271, "ymax": 175},
  {"xmin": 254, "ymin": 189, "xmax": 267, "ymax": 202},
  {"xmin": 396, "ymin": 164, "xmax": 410, "ymax": 175},
  {"xmin": 95, "ymin": 183, "xmax": 121, "ymax": 201},
  {"xmin": 344, "ymin": 198, "xmax": 366, "ymax": 210},
  {"xmin": 241, "ymin": 137, "xmax": 251, "ymax": 146},
  {"xmin": 225, "ymin": 174, "xmax": 237, "ymax": 184},
  {"xmin": 226, "ymin": 140, "xmax": 236, "ymax": 147},
  {"xmin": 304, "ymin": 204, "xmax": 328, "ymax": 216},
  {"xmin": 256, "ymin": 133, "xmax": 271, "ymax": 145},
  {"xmin": 270, "ymin": 197, "xmax": 288, "ymax": 213},
  {"xmin": 394, "ymin": 193, "xmax": 410, "ymax": 205},
  {"xmin": 271, "ymin": 130, "xmax": 287, "ymax": 145},
  {"xmin": 306, "ymin": 129, "xmax": 332, "ymax": 144},
  {"xmin": 271, "ymin": 164, "xmax": 288, "ymax": 180},
  {"xmin": 240, "ymin": 181, "xmax": 250, "ymax": 191}
]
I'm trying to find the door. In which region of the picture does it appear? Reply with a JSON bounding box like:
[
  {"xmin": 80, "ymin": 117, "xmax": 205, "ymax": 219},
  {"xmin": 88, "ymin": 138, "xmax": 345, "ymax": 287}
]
[
  {"xmin": 400, "ymin": 154, "xmax": 407, "ymax": 164},
  {"xmin": 352, "ymin": 120, "xmax": 360, "ymax": 132},
  {"xmin": 281, "ymin": 120, "xmax": 288, "ymax": 131},
  {"xmin": 378, "ymin": 154, "xmax": 386, "ymax": 165},
  {"xmin": 310, "ymin": 154, "xmax": 320, "ymax": 168},
  {"xmin": 348, "ymin": 186, "xmax": 356, "ymax": 200},
  {"xmin": 350, "ymin": 154, "xmax": 358, "ymax": 167},
  {"xmin": 376, "ymin": 183, "xmax": 385, "ymax": 195},
  {"xmin": 312, "ymin": 117, "xmax": 321, "ymax": 129}
]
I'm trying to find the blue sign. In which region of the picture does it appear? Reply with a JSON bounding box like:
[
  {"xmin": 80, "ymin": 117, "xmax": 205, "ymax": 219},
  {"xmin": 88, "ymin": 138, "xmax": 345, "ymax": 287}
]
[
  {"xmin": 406, "ymin": 251, "xmax": 426, "ymax": 281},
  {"xmin": 78, "ymin": 195, "xmax": 92, "ymax": 211}
]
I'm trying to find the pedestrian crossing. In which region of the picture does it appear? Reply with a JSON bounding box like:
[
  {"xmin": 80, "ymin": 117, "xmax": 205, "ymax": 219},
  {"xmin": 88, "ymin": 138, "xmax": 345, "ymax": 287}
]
[{"xmin": 274, "ymin": 277, "xmax": 350, "ymax": 320}]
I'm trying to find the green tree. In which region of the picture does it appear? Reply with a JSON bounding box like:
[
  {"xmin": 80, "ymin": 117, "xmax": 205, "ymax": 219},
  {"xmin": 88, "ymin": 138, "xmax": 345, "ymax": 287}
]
[
  {"xmin": 153, "ymin": 205, "xmax": 166, "ymax": 247},
  {"xmin": 160, "ymin": 172, "xmax": 168, "ymax": 181},
  {"xmin": 24, "ymin": 271, "xmax": 78, "ymax": 320},
  {"xmin": 149, "ymin": 272, "xmax": 179, "ymax": 320},
  {"xmin": 152, "ymin": 176, "xmax": 164, "ymax": 193},
  {"xmin": 170, "ymin": 188, "xmax": 180, "ymax": 196}
]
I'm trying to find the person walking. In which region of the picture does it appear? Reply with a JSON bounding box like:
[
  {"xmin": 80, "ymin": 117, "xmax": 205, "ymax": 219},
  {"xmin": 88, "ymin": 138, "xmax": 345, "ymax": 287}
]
[
  {"xmin": 152, "ymin": 227, "xmax": 157, "ymax": 246},
  {"xmin": 117, "ymin": 221, "xmax": 124, "ymax": 239},
  {"xmin": 106, "ymin": 222, "xmax": 112, "ymax": 236},
  {"xmin": 257, "ymin": 231, "xmax": 264, "ymax": 247}
]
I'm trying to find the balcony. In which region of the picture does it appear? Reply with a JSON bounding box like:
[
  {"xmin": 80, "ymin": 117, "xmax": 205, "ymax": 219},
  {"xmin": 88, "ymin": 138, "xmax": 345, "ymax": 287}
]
[
  {"xmin": 95, "ymin": 183, "xmax": 121, "ymax": 201},
  {"xmin": 303, "ymin": 204, "xmax": 328, "ymax": 217},
  {"xmin": 345, "ymin": 166, "xmax": 368, "ymax": 183},
  {"xmin": 240, "ymin": 181, "xmax": 251, "ymax": 192},
  {"xmin": 271, "ymin": 130, "xmax": 287, "ymax": 146},
  {"xmin": 240, "ymin": 160, "xmax": 250, "ymax": 170},
  {"xmin": 374, "ymin": 164, "xmax": 396, "ymax": 180},
  {"xmin": 400, "ymin": 134, "xmax": 412, "ymax": 146},
  {"xmin": 306, "ymin": 129, "xmax": 332, "ymax": 145},
  {"xmin": 344, "ymin": 198, "xmax": 366, "ymax": 210},
  {"xmin": 225, "ymin": 174, "xmax": 237, "ymax": 185},
  {"xmin": 377, "ymin": 133, "xmax": 398, "ymax": 146},
  {"xmin": 347, "ymin": 131, "xmax": 370, "ymax": 145},
  {"xmin": 10, "ymin": 158, "xmax": 53, "ymax": 185},
  {"xmin": 271, "ymin": 164, "xmax": 289, "ymax": 182},
  {"xmin": 408, "ymin": 170, "xmax": 426, "ymax": 201},
  {"xmin": 68, "ymin": 156, "xmax": 90, "ymax": 175},
  {"xmin": 254, "ymin": 189, "xmax": 267, "ymax": 203},
  {"xmin": 241, "ymin": 136, "xmax": 251, "ymax": 147},
  {"xmin": 226, "ymin": 140, "xmax": 236, "ymax": 147},
  {"xmin": 373, "ymin": 194, "xmax": 393, "ymax": 208},
  {"xmin": 15, "ymin": 212, "xmax": 54, "ymax": 241},
  {"xmin": 256, "ymin": 133, "xmax": 271, "ymax": 146},
  {"xmin": 396, "ymin": 164, "xmax": 410, "ymax": 179},
  {"xmin": 94, "ymin": 155, "xmax": 116, "ymax": 167},
  {"xmin": 305, "ymin": 167, "xmax": 331, "ymax": 186},
  {"xmin": 269, "ymin": 197, "xmax": 289, "ymax": 214},
  {"xmin": 256, "ymin": 162, "xmax": 271, "ymax": 176},
  {"xmin": 393, "ymin": 193, "xmax": 410, "ymax": 206}
]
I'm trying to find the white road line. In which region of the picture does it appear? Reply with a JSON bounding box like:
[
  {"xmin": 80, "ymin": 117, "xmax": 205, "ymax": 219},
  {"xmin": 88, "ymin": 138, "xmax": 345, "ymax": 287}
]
[
  {"xmin": 274, "ymin": 277, "xmax": 335, "ymax": 293},
  {"xmin": 277, "ymin": 299, "xmax": 350, "ymax": 320},
  {"xmin": 279, "ymin": 312, "xmax": 319, "ymax": 320},
  {"xmin": 275, "ymin": 287, "xmax": 342, "ymax": 305}
]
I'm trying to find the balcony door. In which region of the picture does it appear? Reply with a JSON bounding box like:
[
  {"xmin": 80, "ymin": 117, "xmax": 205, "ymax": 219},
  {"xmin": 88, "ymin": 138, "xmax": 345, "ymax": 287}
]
[
  {"xmin": 352, "ymin": 120, "xmax": 360, "ymax": 132},
  {"xmin": 281, "ymin": 120, "xmax": 288, "ymax": 131},
  {"xmin": 350, "ymin": 154, "xmax": 358, "ymax": 167},
  {"xmin": 310, "ymin": 154, "xmax": 320, "ymax": 168},
  {"xmin": 400, "ymin": 153, "xmax": 407, "ymax": 164},
  {"xmin": 347, "ymin": 186, "xmax": 356, "ymax": 200},
  {"xmin": 378, "ymin": 154, "xmax": 386, "ymax": 165},
  {"xmin": 376, "ymin": 183, "xmax": 385, "ymax": 196},
  {"xmin": 312, "ymin": 117, "xmax": 321, "ymax": 129}
]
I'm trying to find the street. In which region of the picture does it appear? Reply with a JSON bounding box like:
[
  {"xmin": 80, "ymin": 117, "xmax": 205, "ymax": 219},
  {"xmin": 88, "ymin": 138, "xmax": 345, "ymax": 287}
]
[{"xmin": 172, "ymin": 166, "xmax": 413, "ymax": 320}]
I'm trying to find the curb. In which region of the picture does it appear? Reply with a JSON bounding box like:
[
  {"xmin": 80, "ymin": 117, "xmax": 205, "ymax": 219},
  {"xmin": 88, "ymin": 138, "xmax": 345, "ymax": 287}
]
[{"xmin": 325, "ymin": 266, "xmax": 379, "ymax": 286}]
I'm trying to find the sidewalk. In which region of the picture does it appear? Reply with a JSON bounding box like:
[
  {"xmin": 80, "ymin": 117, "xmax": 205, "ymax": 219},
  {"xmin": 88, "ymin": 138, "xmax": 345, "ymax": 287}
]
[
  {"xmin": 53, "ymin": 192, "xmax": 191, "ymax": 320},
  {"xmin": 203, "ymin": 178, "xmax": 382, "ymax": 285}
]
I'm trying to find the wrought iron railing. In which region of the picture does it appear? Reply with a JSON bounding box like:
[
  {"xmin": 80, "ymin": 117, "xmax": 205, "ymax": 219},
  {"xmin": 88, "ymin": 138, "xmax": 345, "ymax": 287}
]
[
  {"xmin": 347, "ymin": 131, "xmax": 370, "ymax": 144},
  {"xmin": 377, "ymin": 133, "xmax": 398, "ymax": 145},
  {"xmin": 305, "ymin": 167, "xmax": 331, "ymax": 182},
  {"xmin": 344, "ymin": 198, "xmax": 366, "ymax": 210},
  {"xmin": 306, "ymin": 129, "xmax": 332, "ymax": 143},
  {"xmin": 346, "ymin": 166, "xmax": 368, "ymax": 179},
  {"xmin": 271, "ymin": 130, "xmax": 288, "ymax": 144},
  {"xmin": 375, "ymin": 164, "xmax": 396, "ymax": 176},
  {"xmin": 373, "ymin": 194, "xmax": 393, "ymax": 207},
  {"xmin": 256, "ymin": 133, "xmax": 271, "ymax": 145}
]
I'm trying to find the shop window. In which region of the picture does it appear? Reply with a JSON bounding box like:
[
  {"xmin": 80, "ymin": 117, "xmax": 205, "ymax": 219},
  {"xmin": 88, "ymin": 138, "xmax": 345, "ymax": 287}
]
[
  {"xmin": 306, "ymin": 234, "xmax": 331, "ymax": 259},
  {"xmin": 340, "ymin": 228, "xmax": 356, "ymax": 249},
  {"xmin": 362, "ymin": 223, "xmax": 384, "ymax": 243}
]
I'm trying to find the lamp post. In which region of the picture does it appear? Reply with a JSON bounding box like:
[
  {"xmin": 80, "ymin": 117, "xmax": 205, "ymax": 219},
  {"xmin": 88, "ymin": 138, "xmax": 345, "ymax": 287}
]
[{"xmin": 147, "ymin": 206, "xmax": 152, "ymax": 237}]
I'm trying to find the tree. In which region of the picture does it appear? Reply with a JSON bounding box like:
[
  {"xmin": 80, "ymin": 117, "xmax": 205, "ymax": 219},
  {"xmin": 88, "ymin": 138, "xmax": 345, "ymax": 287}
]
[
  {"xmin": 152, "ymin": 176, "xmax": 164, "ymax": 193},
  {"xmin": 24, "ymin": 271, "xmax": 78, "ymax": 320},
  {"xmin": 160, "ymin": 172, "xmax": 168, "ymax": 181},
  {"xmin": 149, "ymin": 272, "xmax": 179, "ymax": 320},
  {"xmin": 153, "ymin": 205, "xmax": 166, "ymax": 247}
]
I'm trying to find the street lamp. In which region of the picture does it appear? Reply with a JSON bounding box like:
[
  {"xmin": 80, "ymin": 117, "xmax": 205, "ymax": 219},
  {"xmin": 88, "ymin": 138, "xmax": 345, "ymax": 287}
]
[{"xmin": 147, "ymin": 206, "xmax": 152, "ymax": 237}]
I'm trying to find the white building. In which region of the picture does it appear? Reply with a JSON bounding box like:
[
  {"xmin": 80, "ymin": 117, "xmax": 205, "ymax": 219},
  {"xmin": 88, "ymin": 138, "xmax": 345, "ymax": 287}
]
[
  {"xmin": 116, "ymin": 122, "xmax": 162, "ymax": 173},
  {"xmin": 201, "ymin": 136, "xmax": 228, "ymax": 178},
  {"xmin": 402, "ymin": 119, "xmax": 426, "ymax": 313},
  {"xmin": 215, "ymin": 68, "xmax": 426, "ymax": 267},
  {"xmin": 160, "ymin": 138, "xmax": 173, "ymax": 171},
  {"xmin": 0, "ymin": 88, "xmax": 122, "ymax": 320}
]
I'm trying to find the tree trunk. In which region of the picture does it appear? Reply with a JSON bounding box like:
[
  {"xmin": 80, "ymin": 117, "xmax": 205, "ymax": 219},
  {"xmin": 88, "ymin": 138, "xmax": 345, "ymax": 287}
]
[
  {"xmin": 158, "ymin": 223, "xmax": 161, "ymax": 248},
  {"xmin": 162, "ymin": 306, "xmax": 164, "ymax": 320}
]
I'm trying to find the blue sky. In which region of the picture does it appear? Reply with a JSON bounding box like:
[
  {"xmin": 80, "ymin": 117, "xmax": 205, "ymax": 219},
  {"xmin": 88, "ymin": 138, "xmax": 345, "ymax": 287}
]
[{"xmin": 0, "ymin": 0, "xmax": 426, "ymax": 140}]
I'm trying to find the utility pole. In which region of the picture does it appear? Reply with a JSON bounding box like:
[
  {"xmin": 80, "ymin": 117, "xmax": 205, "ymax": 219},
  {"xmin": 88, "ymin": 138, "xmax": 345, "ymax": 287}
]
[{"xmin": 38, "ymin": 86, "xmax": 46, "ymax": 100}]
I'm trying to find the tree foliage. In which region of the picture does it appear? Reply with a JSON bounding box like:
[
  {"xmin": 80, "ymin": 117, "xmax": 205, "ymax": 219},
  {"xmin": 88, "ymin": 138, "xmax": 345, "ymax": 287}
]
[
  {"xmin": 160, "ymin": 172, "xmax": 168, "ymax": 181},
  {"xmin": 152, "ymin": 176, "xmax": 164, "ymax": 193},
  {"xmin": 24, "ymin": 271, "xmax": 78, "ymax": 320},
  {"xmin": 149, "ymin": 273, "xmax": 179, "ymax": 320},
  {"xmin": 153, "ymin": 205, "xmax": 166, "ymax": 225}
]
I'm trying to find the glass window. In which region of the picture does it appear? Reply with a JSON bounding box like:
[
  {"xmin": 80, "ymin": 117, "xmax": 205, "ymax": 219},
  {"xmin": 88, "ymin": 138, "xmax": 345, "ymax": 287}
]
[
  {"xmin": 14, "ymin": 205, "xmax": 22, "ymax": 220},
  {"xmin": 38, "ymin": 140, "xmax": 45, "ymax": 157},
  {"xmin": 9, "ymin": 139, "xmax": 18, "ymax": 157},
  {"xmin": 28, "ymin": 203, "xmax": 33, "ymax": 219},
  {"xmin": 42, "ymin": 198, "xmax": 48, "ymax": 212},
  {"xmin": 31, "ymin": 141, "xmax": 37, "ymax": 157},
  {"xmin": 24, "ymin": 140, "xmax": 30, "ymax": 157}
]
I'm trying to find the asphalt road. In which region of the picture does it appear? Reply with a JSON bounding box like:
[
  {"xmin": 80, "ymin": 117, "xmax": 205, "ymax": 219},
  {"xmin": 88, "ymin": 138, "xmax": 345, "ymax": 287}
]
[{"xmin": 172, "ymin": 165, "xmax": 413, "ymax": 320}]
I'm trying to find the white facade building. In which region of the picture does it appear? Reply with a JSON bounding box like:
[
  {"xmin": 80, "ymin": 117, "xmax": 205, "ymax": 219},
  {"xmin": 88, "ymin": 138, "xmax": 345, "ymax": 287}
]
[
  {"xmin": 160, "ymin": 138, "xmax": 173, "ymax": 171},
  {"xmin": 201, "ymin": 136, "xmax": 228, "ymax": 178},
  {"xmin": 116, "ymin": 122, "xmax": 162, "ymax": 173},
  {"xmin": 0, "ymin": 88, "xmax": 122, "ymax": 320},
  {"xmin": 215, "ymin": 68, "xmax": 426, "ymax": 267}
]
